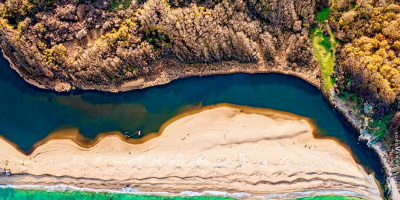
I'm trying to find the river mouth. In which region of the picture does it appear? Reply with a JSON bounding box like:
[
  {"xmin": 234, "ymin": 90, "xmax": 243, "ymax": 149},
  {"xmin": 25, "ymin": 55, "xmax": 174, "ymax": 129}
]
[{"xmin": 0, "ymin": 54, "xmax": 388, "ymax": 198}]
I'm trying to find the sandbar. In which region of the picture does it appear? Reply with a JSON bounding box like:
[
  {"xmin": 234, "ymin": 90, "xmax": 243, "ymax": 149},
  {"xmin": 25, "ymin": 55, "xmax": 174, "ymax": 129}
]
[{"xmin": 0, "ymin": 104, "xmax": 381, "ymax": 199}]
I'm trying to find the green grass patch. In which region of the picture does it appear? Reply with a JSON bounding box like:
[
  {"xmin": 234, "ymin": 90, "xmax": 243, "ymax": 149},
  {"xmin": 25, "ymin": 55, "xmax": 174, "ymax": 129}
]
[
  {"xmin": 311, "ymin": 27, "xmax": 335, "ymax": 91},
  {"xmin": 368, "ymin": 114, "xmax": 394, "ymax": 140},
  {"xmin": 349, "ymin": 93, "xmax": 364, "ymax": 110},
  {"xmin": 110, "ymin": 0, "xmax": 132, "ymax": 11},
  {"xmin": 317, "ymin": 7, "xmax": 330, "ymax": 22},
  {"xmin": 312, "ymin": 7, "xmax": 338, "ymax": 92},
  {"xmin": 338, "ymin": 91, "xmax": 364, "ymax": 111}
]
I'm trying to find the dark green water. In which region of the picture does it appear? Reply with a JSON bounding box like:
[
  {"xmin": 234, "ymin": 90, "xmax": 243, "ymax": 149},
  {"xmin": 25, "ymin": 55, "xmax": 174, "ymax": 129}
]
[{"xmin": 0, "ymin": 55, "xmax": 387, "ymax": 197}]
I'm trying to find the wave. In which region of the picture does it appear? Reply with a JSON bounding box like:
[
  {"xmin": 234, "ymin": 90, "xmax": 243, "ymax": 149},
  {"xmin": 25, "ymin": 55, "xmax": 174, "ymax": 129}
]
[{"xmin": 0, "ymin": 183, "xmax": 366, "ymax": 199}]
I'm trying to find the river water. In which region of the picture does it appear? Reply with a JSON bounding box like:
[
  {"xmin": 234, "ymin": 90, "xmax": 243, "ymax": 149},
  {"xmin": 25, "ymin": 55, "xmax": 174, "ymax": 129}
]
[{"xmin": 0, "ymin": 55, "xmax": 388, "ymax": 198}]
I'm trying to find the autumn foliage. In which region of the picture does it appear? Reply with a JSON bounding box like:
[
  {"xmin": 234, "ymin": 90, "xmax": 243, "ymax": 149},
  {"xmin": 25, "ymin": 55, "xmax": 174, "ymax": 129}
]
[
  {"xmin": 0, "ymin": 0, "xmax": 324, "ymax": 85},
  {"xmin": 332, "ymin": 1, "xmax": 400, "ymax": 106}
]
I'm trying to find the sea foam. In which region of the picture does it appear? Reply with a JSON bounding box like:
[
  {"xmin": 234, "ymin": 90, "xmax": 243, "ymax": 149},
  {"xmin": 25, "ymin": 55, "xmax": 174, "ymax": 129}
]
[{"xmin": 0, "ymin": 183, "xmax": 366, "ymax": 199}]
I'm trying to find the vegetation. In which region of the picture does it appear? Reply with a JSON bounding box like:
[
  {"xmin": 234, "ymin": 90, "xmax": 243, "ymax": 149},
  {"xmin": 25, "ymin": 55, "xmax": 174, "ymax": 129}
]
[
  {"xmin": 0, "ymin": 0, "xmax": 58, "ymax": 23},
  {"xmin": 0, "ymin": 0, "xmax": 324, "ymax": 86},
  {"xmin": 367, "ymin": 113, "xmax": 393, "ymax": 140},
  {"xmin": 110, "ymin": 0, "xmax": 132, "ymax": 11},
  {"xmin": 312, "ymin": 7, "xmax": 336, "ymax": 91},
  {"xmin": 43, "ymin": 44, "xmax": 67, "ymax": 67},
  {"xmin": 311, "ymin": 27, "xmax": 335, "ymax": 91},
  {"xmin": 0, "ymin": 0, "xmax": 398, "ymax": 196},
  {"xmin": 328, "ymin": 0, "xmax": 400, "ymax": 177},
  {"xmin": 317, "ymin": 7, "xmax": 330, "ymax": 22},
  {"xmin": 332, "ymin": 1, "xmax": 400, "ymax": 106}
]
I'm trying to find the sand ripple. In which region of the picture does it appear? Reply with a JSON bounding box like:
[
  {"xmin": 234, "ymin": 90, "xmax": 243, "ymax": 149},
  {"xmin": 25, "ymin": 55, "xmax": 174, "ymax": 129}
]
[{"xmin": 0, "ymin": 104, "xmax": 381, "ymax": 199}]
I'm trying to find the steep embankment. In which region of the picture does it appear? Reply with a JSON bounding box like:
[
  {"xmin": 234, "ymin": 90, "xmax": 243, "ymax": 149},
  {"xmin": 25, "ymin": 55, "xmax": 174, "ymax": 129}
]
[
  {"xmin": 323, "ymin": 1, "xmax": 400, "ymax": 197},
  {"xmin": 0, "ymin": 0, "xmax": 327, "ymax": 92}
]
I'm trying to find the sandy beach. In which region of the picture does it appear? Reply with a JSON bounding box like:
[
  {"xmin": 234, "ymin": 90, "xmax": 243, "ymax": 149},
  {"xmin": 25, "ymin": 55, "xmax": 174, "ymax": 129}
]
[{"xmin": 0, "ymin": 105, "xmax": 381, "ymax": 199}]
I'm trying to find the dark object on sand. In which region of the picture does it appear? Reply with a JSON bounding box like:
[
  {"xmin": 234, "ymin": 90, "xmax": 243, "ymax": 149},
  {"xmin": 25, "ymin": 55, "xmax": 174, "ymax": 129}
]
[{"xmin": 124, "ymin": 130, "xmax": 142, "ymax": 139}]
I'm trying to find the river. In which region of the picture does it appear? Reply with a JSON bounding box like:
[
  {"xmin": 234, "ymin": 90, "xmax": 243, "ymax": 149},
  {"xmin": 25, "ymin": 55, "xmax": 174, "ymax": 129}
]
[{"xmin": 0, "ymin": 55, "xmax": 388, "ymax": 198}]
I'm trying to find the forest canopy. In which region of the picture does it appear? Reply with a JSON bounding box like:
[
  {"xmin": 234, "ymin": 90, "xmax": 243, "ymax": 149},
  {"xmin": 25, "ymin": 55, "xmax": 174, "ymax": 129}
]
[
  {"xmin": 331, "ymin": 0, "xmax": 400, "ymax": 106},
  {"xmin": 0, "ymin": 0, "xmax": 325, "ymax": 86}
]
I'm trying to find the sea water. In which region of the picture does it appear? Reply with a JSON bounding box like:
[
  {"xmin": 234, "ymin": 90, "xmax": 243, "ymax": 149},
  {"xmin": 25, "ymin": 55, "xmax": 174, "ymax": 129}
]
[{"xmin": 0, "ymin": 187, "xmax": 365, "ymax": 200}]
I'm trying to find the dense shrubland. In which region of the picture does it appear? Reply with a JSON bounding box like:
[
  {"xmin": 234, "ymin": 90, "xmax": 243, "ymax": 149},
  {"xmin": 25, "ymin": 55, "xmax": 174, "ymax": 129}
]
[
  {"xmin": 328, "ymin": 0, "xmax": 400, "ymax": 173},
  {"xmin": 0, "ymin": 0, "xmax": 399, "ymax": 189},
  {"xmin": 0, "ymin": 0, "xmax": 325, "ymax": 87},
  {"xmin": 331, "ymin": 1, "xmax": 400, "ymax": 106},
  {"xmin": 0, "ymin": 0, "xmax": 398, "ymax": 157}
]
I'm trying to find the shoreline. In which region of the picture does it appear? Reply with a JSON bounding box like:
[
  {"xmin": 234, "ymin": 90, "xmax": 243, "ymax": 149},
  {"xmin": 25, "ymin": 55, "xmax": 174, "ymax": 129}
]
[
  {"xmin": 328, "ymin": 89, "xmax": 400, "ymax": 199},
  {"xmin": 0, "ymin": 42, "xmax": 321, "ymax": 93},
  {"xmin": 0, "ymin": 105, "xmax": 381, "ymax": 199},
  {"xmin": 0, "ymin": 184, "xmax": 368, "ymax": 199},
  {"xmin": 1, "ymin": 42, "xmax": 398, "ymax": 198},
  {"xmin": 0, "ymin": 103, "xmax": 364, "ymax": 159},
  {"xmin": 11, "ymin": 103, "xmax": 320, "ymax": 155}
]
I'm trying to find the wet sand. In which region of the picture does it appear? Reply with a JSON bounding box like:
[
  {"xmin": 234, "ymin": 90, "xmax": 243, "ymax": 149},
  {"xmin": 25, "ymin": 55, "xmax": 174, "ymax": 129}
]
[{"xmin": 0, "ymin": 104, "xmax": 380, "ymax": 199}]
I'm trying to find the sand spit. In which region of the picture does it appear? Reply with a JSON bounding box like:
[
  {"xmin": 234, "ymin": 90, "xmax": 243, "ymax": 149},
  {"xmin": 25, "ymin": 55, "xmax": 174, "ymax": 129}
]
[{"xmin": 0, "ymin": 105, "xmax": 380, "ymax": 199}]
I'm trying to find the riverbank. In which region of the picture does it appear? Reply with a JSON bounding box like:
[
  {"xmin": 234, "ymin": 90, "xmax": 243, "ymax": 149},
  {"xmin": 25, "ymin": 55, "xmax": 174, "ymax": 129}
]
[
  {"xmin": 0, "ymin": 43, "xmax": 396, "ymax": 198},
  {"xmin": 310, "ymin": 4, "xmax": 400, "ymax": 197},
  {"xmin": 0, "ymin": 105, "xmax": 380, "ymax": 199},
  {"xmin": 0, "ymin": 42, "xmax": 321, "ymax": 93},
  {"xmin": 328, "ymin": 90, "xmax": 400, "ymax": 199}
]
